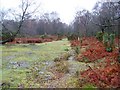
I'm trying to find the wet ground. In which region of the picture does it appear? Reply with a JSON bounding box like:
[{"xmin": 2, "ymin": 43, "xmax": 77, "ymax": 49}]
[
  {"xmin": 23, "ymin": 50, "xmax": 93, "ymax": 88},
  {"xmin": 1, "ymin": 39, "xmax": 94, "ymax": 88},
  {"xmin": 45, "ymin": 50, "xmax": 94, "ymax": 88}
]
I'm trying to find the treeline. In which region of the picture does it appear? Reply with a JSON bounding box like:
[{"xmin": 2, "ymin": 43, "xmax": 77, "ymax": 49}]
[
  {"xmin": 70, "ymin": 1, "xmax": 120, "ymax": 37},
  {"xmin": 1, "ymin": 1, "xmax": 120, "ymax": 40},
  {"xmin": 2, "ymin": 12, "xmax": 69, "ymax": 37}
]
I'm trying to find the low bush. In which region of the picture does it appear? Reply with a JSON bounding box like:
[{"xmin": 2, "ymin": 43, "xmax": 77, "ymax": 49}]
[
  {"xmin": 80, "ymin": 63, "xmax": 120, "ymax": 88},
  {"xmin": 74, "ymin": 46, "xmax": 81, "ymax": 54},
  {"xmin": 96, "ymin": 31, "xmax": 104, "ymax": 42},
  {"xmin": 70, "ymin": 40, "xmax": 80, "ymax": 47},
  {"xmin": 67, "ymin": 34, "xmax": 78, "ymax": 41},
  {"xmin": 76, "ymin": 37, "xmax": 118, "ymax": 62},
  {"xmin": 52, "ymin": 61, "xmax": 69, "ymax": 73},
  {"xmin": 96, "ymin": 32, "xmax": 115, "ymax": 52}
]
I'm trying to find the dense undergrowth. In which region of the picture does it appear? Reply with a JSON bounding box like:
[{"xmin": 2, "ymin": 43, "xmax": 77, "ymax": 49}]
[{"xmin": 70, "ymin": 34, "xmax": 120, "ymax": 88}]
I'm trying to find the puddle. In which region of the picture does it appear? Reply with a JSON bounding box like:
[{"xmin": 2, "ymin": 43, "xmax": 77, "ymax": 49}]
[
  {"xmin": 8, "ymin": 61, "xmax": 30, "ymax": 69},
  {"xmin": 42, "ymin": 61, "xmax": 54, "ymax": 67},
  {"xmin": 68, "ymin": 56, "xmax": 75, "ymax": 61},
  {"xmin": 67, "ymin": 55, "xmax": 88, "ymax": 76},
  {"xmin": 38, "ymin": 71, "xmax": 55, "ymax": 81},
  {"xmin": 44, "ymin": 50, "xmax": 93, "ymax": 88}
]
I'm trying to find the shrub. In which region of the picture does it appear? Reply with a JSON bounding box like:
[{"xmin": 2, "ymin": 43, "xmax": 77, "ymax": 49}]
[
  {"xmin": 40, "ymin": 34, "xmax": 48, "ymax": 39},
  {"xmin": 76, "ymin": 37, "xmax": 118, "ymax": 62},
  {"xmin": 67, "ymin": 34, "xmax": 78, "ymax": 41},
  {"xmin": 70, "ymin": 40, "xmax": 80, "ymax": 47},
  {"xmin": 80, "ymin": 64, "xmax": 120, "ymax": 88},
  {"xmin": 2, "ymin": 31, "xmax": 14, "ymax": 42},
  {"xmin": 74, "ymin": 46, "xmax": 81, "ymax": 54},
  {"xmin": 96, "ymin": 31, "xmax": 104, "ymax": 42},
  {"xmin": 57, "ymin": 33, "xmax": 63, "ymax": 40},
  {"xmin": 109, "ymin": 34, "xmax": 115, "ymax": 48},
  {"xmin": 53, "ymin": 61, "xmax": 69, "ymax": 73},
  {"xmin": 54, "ymin": 52, "xmax": 70, "ymax": 62},
  {"xmin": 118, "ymin": 55, "xmax": 120, "ymax": 63},
  {"xmin": 96, "ymin": 32, "xmax": 115, "ymax": 52},
  {"xmin": 64, "ymin": 48, "xmax": 69, "ymax": 51},
  {"xmin": 103, "ymin": 33, "xmax": 115, "ymax": 52},
  {"xmin": 103, "ymin": 33, "xmax": 109, "ymax": 47}
]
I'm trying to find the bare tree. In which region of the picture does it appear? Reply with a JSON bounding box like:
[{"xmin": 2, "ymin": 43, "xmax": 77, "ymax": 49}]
[
  {"xmin": 73, "ymin": 9, "xmax": 91, "ymax": 37},
  {"xmin": 92, "ymin": 1, "xmax": 119, "ymax": 34},
  {"xmin": 0, "ymin": 0, "xmax": 41, "ymax": 44}
]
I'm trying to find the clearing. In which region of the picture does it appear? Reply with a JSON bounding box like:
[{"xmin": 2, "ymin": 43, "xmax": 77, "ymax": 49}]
[{"xmin": 1, "ymin": 39, "xmax": 90, "ymax": 88}]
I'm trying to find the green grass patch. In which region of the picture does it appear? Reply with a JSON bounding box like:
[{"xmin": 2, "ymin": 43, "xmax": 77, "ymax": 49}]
[
  {"xmin": 66, "ymin": 77, "xmax": 79, "ymax": 88},
  {"xmin": 1, "ymin": 39, "xmax": 71, "ymax": 88},
  {"xmin": 82, "ymin": 84, "xmax": 97, "ymax": 90}
]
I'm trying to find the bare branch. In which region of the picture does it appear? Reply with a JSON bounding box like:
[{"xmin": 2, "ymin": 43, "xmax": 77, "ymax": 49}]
[{"xmin": 0, "ymin": 0, "xmax": 41, "ymax": 44}]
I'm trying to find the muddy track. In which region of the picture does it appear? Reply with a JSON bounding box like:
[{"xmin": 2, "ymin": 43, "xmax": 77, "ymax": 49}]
[{"xmin": 45, "ymin": 50, "xmax": 94, "ymax": 88}]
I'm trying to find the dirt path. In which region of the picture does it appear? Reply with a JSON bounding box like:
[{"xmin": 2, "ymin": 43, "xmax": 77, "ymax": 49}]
[{"xmin": 45, "ymin": 50, "xmax": 94, "ymax": 88}]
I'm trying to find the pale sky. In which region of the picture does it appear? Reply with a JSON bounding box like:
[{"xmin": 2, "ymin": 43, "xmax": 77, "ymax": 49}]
[{"xmin": 1, "ymin": 0, "xmax": 99, "ymax": 24}]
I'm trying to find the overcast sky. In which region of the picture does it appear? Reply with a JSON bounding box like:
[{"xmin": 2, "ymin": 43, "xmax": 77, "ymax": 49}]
[{"xmin": 1, "ymin": 0, "xmax": 100, "ymax": 24}]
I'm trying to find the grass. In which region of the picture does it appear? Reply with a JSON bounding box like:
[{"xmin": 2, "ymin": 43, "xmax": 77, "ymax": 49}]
[
  {"xmin": 52, "ymin": 61, "xmax": 69, "ymax": 73},
  {"xmin": 1, "ymin": 39, "xmax": 71, "ymax": 88},
  {"xmin": 82, "ymin": 84, "xmax": 97, "ymax": 90},
  {"xmin": 66, "ymin": 77, "xmax": 79, "ymax": 88}
]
